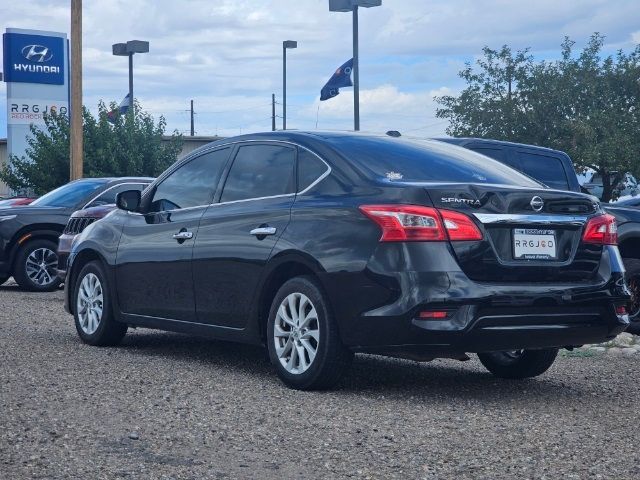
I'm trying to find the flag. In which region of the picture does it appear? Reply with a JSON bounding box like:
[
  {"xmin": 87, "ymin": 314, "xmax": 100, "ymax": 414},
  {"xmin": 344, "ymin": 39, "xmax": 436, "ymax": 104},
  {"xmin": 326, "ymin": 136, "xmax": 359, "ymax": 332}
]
[
  {"xmin": 320, "ymin": 58, "xmax": 354, "ymax": 101},
  {"xmin": 107, "ymin": 94, "xmax": 130, "ymax": 123}
]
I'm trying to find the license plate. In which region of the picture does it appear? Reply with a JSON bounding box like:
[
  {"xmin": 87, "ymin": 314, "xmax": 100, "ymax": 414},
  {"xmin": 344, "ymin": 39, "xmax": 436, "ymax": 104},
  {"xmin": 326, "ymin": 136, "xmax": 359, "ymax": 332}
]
[{"xmin": 513, "ymin": 229, "xmax": 557, "ymax": 260}]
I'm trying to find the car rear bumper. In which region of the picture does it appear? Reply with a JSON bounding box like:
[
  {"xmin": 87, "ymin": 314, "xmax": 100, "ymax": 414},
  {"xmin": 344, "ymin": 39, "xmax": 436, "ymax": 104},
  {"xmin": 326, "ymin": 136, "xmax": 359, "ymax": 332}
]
[{"xmin": 326, "ymin": 244, "xmax": 631, "ymax": 356}]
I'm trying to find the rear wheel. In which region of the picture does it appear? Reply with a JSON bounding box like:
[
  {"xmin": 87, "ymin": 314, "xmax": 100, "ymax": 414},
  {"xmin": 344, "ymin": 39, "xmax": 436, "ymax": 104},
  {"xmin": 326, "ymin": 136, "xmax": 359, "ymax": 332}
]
[
  {"xmin": 623, "ymin": 258, "xmax": 640, "ymax": 335},
  {"xmin": 13, "ymin": 239, "xmax": 61, "ymax": 292},
  {"xmin": 267, "ymin": 276, "xmax": 353, "ymax": 390},
  {"xmin": 73, "ymin": 260, "xmax": 127, "ymax": 346},
  {"xmin": 478, "ymin": 348, "xmax": 558, "ymax": 379}
]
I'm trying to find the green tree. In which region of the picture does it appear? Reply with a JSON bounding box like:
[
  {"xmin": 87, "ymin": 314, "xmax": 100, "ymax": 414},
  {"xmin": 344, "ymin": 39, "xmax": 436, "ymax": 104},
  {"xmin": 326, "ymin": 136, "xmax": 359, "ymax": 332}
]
[
  {"xmin": 436, "ymin": 34, "xmax": 640, "ymax": 202},
  {"xmin": 0, "ymin": 101, "xmax": 183, "ymax": 195}
]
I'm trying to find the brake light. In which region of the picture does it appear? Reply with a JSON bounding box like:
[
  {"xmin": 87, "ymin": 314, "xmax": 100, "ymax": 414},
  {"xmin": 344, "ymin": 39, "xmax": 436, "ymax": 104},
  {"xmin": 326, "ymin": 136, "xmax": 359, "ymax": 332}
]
[
  {"xmin": 582, "ymin": 214, "xmax": 617, "ymax": 245},
  {"xmin": 359, "ymin": 205, "xmax": 482, "ymax": 242}
]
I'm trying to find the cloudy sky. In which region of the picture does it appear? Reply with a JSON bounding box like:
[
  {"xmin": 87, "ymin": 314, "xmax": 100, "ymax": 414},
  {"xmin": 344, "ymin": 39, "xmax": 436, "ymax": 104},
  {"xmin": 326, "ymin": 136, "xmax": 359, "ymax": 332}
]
[{"xmin": 1, "ymin": 0, "xmax": 639, "ymax": 139}]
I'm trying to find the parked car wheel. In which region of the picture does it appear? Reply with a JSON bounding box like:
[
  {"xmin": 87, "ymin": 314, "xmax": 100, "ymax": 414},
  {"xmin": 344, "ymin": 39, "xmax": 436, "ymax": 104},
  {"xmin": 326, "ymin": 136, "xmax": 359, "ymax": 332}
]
[
  {"xmin": 13, "ymin": 239, "xmax": 61, "ymax": 292},
  {"xmin": 478, "ymin": 349, "xmax": 558, "ymax": 379},
  {"xmin": 73, "ymin": 260, "xmax": 127, "ymax": 346},
  {"xmin": 623, "ymin": 258, "xmax": 640, "ymax": 335},
  {"xmin": 267, "ymin": 276, "xmax": 353, "ymax": 390}
]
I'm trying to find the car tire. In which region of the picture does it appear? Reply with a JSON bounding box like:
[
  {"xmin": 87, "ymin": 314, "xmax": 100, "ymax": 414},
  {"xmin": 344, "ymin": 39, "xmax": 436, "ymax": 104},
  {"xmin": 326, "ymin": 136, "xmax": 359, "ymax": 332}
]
[
  {"xmin": 623, "ymin": 258, "xmax": 640, "ymax": 335},
  {"xmin": 478, "ymin": 349, "xmax": 558, "ymax": 379},
  {"xmin": 13, "ymin": 239, "xmax": 62, "ymax": 292},
  {"xmin": 73, "ymin": 260, "xmax": 127, "ymax": 346},
  {"xmin": 267, "ymin": 276, "xmax": 353, "ymax": 390}
]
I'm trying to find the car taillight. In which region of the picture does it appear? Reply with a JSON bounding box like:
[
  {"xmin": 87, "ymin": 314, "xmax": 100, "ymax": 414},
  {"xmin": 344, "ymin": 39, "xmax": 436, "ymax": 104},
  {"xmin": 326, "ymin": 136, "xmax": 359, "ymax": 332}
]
[
  {"xmin": 359, "ymin": 205, "xmax": 482, "ymax": 242},
  {"xmin": 582, "ymin": 214, "xmax": 617, "ymax": 245}
]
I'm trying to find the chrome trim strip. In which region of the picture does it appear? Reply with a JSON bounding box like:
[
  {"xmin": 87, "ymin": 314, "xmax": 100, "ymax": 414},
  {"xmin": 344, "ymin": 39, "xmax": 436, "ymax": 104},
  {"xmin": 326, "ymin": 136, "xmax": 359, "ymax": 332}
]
[{"xmin": 473, "ymin": 213, "xmax": 589, "ymax": 225}]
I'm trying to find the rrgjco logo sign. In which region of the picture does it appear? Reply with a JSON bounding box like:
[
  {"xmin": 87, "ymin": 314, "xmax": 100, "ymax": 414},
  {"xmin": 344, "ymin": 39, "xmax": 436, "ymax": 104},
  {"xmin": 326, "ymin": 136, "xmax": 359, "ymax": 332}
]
[{"xmin": 21, "ymin": 44, "xmax": 53, "ymax": 62}]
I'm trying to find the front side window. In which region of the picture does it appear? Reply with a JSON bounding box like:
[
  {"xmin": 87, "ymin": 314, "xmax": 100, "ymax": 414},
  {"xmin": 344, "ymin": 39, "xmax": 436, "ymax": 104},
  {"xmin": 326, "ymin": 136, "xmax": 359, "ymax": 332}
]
[
  {"xmin": 150, "ymin": 148, "xmax": 230, "ymax": 212},
  {"xmin": 220, "ymin": 144, "xmax": 295, "ymax": 203},
  {"xmin": 31, "ymin": 179, "xmax": 107, "ymax": 208}
]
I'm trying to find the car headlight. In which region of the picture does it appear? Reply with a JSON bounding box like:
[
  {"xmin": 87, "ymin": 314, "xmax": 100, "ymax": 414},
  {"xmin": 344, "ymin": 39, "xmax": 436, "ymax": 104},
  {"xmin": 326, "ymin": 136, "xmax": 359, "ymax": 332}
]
[{"xmin": 0, "ymin": 215, "xmax": 17, "ymax": 222}]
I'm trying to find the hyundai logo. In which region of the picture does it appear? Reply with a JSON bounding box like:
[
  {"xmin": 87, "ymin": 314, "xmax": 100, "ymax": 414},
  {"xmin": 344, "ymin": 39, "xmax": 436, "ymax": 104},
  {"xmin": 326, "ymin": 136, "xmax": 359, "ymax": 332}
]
[
  {"xmin": 21, "ymin": 45, "xmax": 53, "ymax": 63},
  {"xmin": 530, "ymin": 196, "xmax": 544, "ymax": 212}
]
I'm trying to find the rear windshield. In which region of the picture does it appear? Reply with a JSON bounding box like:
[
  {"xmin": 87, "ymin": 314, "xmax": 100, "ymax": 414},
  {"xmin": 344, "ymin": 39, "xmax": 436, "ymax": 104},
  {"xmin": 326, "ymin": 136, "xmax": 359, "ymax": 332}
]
[{"xmin": 331, "ymin": 137, "xmax": 542, "ymax": 187}]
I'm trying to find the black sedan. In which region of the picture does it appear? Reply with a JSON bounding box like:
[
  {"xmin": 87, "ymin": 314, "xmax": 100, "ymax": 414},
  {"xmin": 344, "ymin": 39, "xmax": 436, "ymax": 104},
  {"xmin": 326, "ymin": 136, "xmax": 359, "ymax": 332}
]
[
  {"xmin": 64, "ymin": 132, "xmax": 630, "ymax": 389},
  {"xmin": 0, "ymin": 177, "xmax": 152, "ymax": 291}
]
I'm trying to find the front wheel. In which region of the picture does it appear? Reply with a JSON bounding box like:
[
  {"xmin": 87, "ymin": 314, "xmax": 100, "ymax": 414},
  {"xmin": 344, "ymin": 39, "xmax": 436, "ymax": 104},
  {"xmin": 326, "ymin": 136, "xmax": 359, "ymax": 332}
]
[
  {"xmin": 624, "ymin": 258, "xmax": 640, "ymax": 335},
  {"xmin": 478, "ymin": 349, "xmax": 558, "ymax": 379},
  {"xmin": 267, "ymin": 276, "xmax": 353, "ymax": 390},
  {"xmin": 13, "ymin": 239, "xmax": 61, "ymax": 292},
  {"xmin": 73, "ymin": 260, "xmax": 127, "ymax": 346}
]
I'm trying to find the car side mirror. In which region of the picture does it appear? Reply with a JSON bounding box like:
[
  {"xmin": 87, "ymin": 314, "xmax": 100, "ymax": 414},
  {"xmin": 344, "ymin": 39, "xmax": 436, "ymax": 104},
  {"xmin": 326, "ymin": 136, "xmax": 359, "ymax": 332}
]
[{"xmin": 116, "ymin": 190, "xmax": 141, "ymax": 212}]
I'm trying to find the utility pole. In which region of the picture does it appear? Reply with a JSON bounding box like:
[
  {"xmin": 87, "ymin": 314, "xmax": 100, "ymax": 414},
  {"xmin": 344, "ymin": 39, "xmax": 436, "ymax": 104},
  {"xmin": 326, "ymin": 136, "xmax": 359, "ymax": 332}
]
[
  {"xmin": 190, "ymin": 99, "xmax": 194, "ymax": 136},
  {"xmin": 70, "ymin": 0, "xmax": 83, "ymax": 180},
  {"xmin": 272, "ymin": 94, "xmax": 276, "ymax": 131}
]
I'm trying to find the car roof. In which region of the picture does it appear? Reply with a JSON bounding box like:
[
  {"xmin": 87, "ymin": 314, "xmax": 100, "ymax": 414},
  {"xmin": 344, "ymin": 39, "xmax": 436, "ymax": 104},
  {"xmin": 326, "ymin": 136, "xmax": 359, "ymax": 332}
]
[{"xmin": 433, "ymin": 137, "xmax": 569, "ymax": 157}]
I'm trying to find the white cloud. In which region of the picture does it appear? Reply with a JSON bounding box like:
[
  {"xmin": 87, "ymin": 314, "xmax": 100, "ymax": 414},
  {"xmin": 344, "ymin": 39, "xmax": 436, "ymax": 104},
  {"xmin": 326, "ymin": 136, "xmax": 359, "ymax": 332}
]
[{"xmin": 0, "ymin": 0, "xmax": 639, "ymax": 138}]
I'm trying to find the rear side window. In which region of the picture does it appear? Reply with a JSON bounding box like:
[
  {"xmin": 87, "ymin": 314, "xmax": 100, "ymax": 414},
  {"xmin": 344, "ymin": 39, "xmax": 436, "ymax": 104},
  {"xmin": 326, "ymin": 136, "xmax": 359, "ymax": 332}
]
[
  {"xmin": 150, "ymin": 148, "xmax": 230, "ymax": 212},
  {"xmin": 517, "ymin": 151, "xmax": 569, "ymax": 190},
  {"xmin": 331, "ymin": 137, "xmax": 541, "ymax": 187},
  {"xmin": 221, "ymin": 144, "xmax": 295, "ymax": 202},
  {"xmin": 298, "ymin": 149, "xmax": 328, "ymax": 191},
  {"xmin": 469, "ymin": 146, "xmax": 505, "ymax": 162}
]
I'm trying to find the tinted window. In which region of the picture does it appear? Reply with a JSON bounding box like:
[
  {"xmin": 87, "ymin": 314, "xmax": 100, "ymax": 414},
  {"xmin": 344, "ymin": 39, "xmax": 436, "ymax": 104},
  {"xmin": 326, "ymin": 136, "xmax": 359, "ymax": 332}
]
[
  {"xmin": 469, "ymin": 147, "xmax": 505, "ymax": 162},
  {"xmin": 298, "ymin": 149, "xmax": 328, "ymax": 191},
  {"xmin": 221, "ymin": 145, "xmax": 295, "ymax": 202},
  {"xmin": 31, "ymin": 180, "xmax": 107, "ymax": 208},
  {"xmin": 86, "ymin": 183, "xmax": 149, "ymax": 207},
  {"xmin": 331, "ymin": 137, "xmax": 540, "ymax": 187},
  {"xmin": 150, "ymin": 148, "xmax": 230, "ymax": 212},
  {"xmin": 517, "ymin": 151, "xmax": 569, "ymax": 190}
]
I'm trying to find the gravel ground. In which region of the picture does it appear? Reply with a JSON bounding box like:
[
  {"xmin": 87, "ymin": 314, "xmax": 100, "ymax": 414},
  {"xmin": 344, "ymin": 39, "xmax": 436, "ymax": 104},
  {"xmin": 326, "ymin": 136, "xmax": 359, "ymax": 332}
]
[{"xmin": 2, "ymin": 279, "xmax": 640, "ymax": 480}]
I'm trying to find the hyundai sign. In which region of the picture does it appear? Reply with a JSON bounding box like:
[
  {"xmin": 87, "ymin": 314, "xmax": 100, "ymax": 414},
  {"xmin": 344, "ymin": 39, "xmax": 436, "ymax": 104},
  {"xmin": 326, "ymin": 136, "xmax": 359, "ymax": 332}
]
[
  {"xmin": 1, "ymin": 28, "xmax": 69, "ymax": 196},
  {"xmin": 3, "ymin": 32, "xmax": 65, "ymax": 85}
]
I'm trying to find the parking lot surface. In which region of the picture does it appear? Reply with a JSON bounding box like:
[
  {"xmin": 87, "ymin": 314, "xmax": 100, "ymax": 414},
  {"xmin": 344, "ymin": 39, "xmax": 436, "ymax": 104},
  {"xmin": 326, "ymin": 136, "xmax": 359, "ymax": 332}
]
[{"xmin": 2, "ymin": 279, "xmax": 640, "ymax": 479}]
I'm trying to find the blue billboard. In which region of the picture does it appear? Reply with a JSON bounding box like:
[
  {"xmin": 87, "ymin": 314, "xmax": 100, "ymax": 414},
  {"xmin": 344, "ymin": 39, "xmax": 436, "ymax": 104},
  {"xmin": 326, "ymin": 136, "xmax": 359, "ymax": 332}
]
[{"xmin": 3, "ymin": 32, "xmax": 65, "ymax": 85}]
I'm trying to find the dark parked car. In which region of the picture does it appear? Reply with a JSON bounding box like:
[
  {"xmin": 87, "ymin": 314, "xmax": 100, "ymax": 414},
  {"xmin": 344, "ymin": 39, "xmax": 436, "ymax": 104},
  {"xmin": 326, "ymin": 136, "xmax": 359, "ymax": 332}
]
[
  {"xmin": 64, "ymin": 132, "xmax": 629, "ymax": 390},
  {"xmin": 57, "ymin": 182, "xmax": 152, "ymax": 280},
  {"xmin": 438, "ymin": 137, "xmax": 640, "ymax": 334},
  {"xmin": 0, "ymin": 177, "xmax": 152, "ymax": 291}
]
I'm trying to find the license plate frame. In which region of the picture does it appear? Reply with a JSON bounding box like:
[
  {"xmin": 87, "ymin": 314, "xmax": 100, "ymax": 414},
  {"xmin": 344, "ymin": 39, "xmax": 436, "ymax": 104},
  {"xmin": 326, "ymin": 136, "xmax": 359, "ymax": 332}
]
[{"xmin": 513, "ymin": 228, "xmax": 557, "ymax": 260}]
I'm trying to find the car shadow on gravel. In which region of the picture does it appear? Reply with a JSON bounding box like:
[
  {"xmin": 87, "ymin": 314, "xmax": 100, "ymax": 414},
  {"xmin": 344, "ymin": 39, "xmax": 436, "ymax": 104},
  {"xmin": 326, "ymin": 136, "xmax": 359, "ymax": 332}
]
[{"xmin": 112, "ymin": 330, "xmax": 593, "ymax": 401}]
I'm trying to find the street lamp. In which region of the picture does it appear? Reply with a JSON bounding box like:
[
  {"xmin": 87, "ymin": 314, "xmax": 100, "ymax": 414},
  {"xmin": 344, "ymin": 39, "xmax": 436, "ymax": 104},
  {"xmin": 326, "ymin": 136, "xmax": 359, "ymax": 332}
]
[
  {"xmin": 112, "ymin": 40, "xmax": 150, "ymax": 114},
  {"xmin": 329, "ymin": 0, "xmax": 381, "ymax": 131},
  {"xmin": 282, "ymin": 40, "xmax": 297, "ymax": 130}
]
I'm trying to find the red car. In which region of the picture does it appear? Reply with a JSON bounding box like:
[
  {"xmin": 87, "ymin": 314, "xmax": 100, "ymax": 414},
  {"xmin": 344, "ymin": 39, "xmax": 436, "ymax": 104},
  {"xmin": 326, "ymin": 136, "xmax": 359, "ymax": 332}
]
[{"xmin": 0, "ymin": 197, "xmax": 36, "ymax": 207}]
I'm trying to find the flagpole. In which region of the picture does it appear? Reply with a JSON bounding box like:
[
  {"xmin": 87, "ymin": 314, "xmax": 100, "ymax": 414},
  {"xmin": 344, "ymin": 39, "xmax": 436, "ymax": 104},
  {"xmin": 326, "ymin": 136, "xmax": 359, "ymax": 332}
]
[{"xmin": 352, "ymin": 4, "xmax": 359, "ymax": 131}]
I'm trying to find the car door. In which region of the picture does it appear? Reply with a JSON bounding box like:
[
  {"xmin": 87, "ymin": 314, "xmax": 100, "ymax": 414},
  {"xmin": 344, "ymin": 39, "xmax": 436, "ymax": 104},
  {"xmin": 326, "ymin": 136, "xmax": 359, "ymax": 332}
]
[
  {"xmin": 193, "ymin": 142, "xmax": 296, "ymax": 328},
  {"xmin": 116, "ymin": 148, "xmax": 231, "ymax": 321}
]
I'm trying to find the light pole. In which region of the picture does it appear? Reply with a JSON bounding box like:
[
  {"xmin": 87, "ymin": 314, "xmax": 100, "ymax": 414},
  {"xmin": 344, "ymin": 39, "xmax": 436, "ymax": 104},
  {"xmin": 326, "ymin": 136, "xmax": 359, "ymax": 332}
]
[
  {"xmin": 282, "ymin": 40, "xmax": 297, "ymax": 130},
  {"xmin": 329, "ymin": 0, "xmax": 381, "ymax": 131},
  {"xmin": 112, "ymin": 40, "xmax": 149, "ymax": 115}
]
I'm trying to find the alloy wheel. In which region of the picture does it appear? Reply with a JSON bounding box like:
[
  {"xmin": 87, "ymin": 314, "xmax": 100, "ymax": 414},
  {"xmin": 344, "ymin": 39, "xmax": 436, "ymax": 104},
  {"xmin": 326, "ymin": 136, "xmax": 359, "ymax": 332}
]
[
  {"xmin": 25, "ymin": 247, "xmax": 58, "ymax": 287},
  {"xmin": 274, "ymin": 292, "xmax": 320, "ymax": 374},
  {"xmin": 628, "ymin": 275, "xmax": 640, "ymax": 319},
  {"xmin": 76, "ymin": 273, "xmax": 104, "ymax": 335}
]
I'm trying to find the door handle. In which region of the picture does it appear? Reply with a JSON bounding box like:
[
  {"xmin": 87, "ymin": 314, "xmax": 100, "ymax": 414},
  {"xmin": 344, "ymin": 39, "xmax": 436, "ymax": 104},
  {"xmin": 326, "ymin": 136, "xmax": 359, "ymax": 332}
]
[
  {"xmin": 172, "ymin": 231, "xmax": 193, "ymax": 240},
  {"xmin": 250, "ymin": 226, "xmax": 277, "ymax": 236}
]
